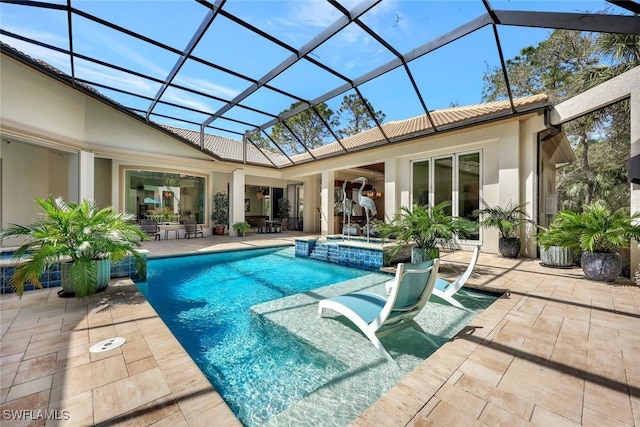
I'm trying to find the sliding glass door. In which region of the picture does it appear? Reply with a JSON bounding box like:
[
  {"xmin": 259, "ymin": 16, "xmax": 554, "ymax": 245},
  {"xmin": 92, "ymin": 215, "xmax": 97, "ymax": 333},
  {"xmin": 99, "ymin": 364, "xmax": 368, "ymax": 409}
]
[{"xmin": 411, "ymin": 151, "xmax": 481, "ymax": 241}]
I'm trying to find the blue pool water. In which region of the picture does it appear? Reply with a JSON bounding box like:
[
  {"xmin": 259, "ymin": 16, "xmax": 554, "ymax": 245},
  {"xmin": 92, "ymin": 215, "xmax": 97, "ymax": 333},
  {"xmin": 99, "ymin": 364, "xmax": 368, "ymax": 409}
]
[{"xmin": 136, "ymin": 246, "xmax": 370, "ymax": 425}]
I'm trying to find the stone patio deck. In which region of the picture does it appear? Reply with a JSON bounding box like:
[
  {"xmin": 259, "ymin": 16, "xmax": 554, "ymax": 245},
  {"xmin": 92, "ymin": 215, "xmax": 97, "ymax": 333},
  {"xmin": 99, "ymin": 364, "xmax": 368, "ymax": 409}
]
[{"xmin": 1, "ymin": 232, "xmax": 639, "ymax": 426}]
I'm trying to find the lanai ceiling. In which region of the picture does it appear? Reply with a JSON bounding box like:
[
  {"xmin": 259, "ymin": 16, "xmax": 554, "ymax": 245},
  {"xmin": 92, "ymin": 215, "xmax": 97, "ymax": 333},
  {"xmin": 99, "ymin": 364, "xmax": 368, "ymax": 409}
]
[{"xmin": 0, "ymin": 0, "xmax": 638, "ymax": 168}]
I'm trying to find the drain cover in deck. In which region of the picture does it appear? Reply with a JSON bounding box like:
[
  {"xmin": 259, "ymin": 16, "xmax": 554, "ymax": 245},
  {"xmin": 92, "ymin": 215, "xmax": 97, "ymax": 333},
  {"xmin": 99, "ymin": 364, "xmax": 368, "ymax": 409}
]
[{"xmin": 89, "ymin": 337, "xmax": 126, "ymax": 353}]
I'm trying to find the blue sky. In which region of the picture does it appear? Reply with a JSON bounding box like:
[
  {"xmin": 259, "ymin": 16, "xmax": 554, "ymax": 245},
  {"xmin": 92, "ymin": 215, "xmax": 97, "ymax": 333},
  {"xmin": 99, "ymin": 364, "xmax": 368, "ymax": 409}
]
[{"xmin": 0, "ymin": 1, "xmax": 626, "ymax": 142}]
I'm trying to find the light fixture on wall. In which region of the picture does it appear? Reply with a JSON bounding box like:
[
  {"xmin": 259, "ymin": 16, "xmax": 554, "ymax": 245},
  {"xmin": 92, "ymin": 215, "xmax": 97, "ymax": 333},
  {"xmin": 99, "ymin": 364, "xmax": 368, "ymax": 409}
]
[{"xmin": 256, "ymin": 187, "xmax": 264, "ymax": 200}]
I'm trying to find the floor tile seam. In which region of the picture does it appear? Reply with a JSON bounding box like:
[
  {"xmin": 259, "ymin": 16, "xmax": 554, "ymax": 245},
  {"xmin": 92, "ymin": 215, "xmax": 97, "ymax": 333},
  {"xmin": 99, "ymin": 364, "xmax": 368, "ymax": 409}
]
[
  {"xmin": 473, "ymin": 372, "xmax": 538, "ymax": 423},
  {"xmin": 623, "ymin": 368, "xmax": 640, "ymax": 425},
  {"xmin": 411, "ymin": 300, "xmax": 514, "ymax": 425},
  {"xmin": 0, "ymin": 305, "xmax": 26, "ymax": 343}
]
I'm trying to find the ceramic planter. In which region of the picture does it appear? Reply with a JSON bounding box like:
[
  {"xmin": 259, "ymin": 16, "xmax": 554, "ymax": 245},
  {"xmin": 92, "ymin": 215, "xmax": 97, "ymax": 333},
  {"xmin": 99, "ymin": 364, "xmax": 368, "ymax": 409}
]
[
  {"xmin": 581, "ymin": 251, "xmax": 621, "ymax": 282},
  {"xmin": 61, "ymin": 258, "xmax": 110, "ymax": 296},
  {"xmin": 499, "ymin": 237, "xmax": 521, "ymax": 258},
  {"xmin": 540, "ymin": 246, "xmax": 574, "ymax": 267}
]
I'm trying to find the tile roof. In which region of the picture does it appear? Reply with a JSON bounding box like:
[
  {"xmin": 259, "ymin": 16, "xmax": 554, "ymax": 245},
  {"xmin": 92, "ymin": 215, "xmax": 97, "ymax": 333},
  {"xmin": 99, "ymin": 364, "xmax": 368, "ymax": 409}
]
[
  {"xmin": 160, "ymin": 125, "xmax": 287, "ymax": 167},
  {"xmin": 291, "ymin": 94, "xmax": 549, "ymax": 161},
  {"xmin": 162, "ymin": 94, "xmax": 549, "ymax": 167}
]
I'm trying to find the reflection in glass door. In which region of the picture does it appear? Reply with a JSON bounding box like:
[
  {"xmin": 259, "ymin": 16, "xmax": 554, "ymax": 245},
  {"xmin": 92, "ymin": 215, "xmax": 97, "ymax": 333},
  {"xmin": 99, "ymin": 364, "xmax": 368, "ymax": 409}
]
[
  {"xmin": 411, "ymin": 152, "xmax": 480, "ymax": 242},
  {"xmin": 412, "ymin": 160, "xmax": 430, "ymax": 206},
  {"xmin": 434, "ymin": 157, "xmax": 453, "ymax": 215},
  {"xmin": 458, "ymin": 153, "xmax": 480, "ymax": 240}
]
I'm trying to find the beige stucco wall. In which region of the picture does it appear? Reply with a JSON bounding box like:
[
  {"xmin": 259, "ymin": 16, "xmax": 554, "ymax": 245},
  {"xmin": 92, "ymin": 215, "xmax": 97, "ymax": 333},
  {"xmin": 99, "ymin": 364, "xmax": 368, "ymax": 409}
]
[
  {"xmin": 1, "ymin": 53, "xmax": 557, "ymax": 253},
  {"xmin": 283, "ymin": 114, "xmax": 546, "ymax": 255},
  {"xmin": 0, "ymin": 55, "xmax": 299, "ymax": 238}
]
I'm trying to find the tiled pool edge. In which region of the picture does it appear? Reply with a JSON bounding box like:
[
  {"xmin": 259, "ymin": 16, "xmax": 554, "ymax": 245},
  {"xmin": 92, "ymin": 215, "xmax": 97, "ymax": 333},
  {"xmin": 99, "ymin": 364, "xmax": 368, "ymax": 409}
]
[
  {"xmin": 0, "ymin": 252, "xmax": 147, "ymax": 294},
  {"xmin": 294, "ymin": 236, "xmax": 412, "ymax": 270}
]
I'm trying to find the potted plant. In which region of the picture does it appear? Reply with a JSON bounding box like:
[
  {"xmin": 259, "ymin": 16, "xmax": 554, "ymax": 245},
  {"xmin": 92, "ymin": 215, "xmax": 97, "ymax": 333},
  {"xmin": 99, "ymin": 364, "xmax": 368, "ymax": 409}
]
[
  {"xmin": 544, "ymin": 201, "xmax": 640, "ymax": 282},
  {"xmin": 232, "ymin": 221, "xmax": 251, "ymax": 237},
  {"xmin": 343, "ymin": 222, "xmax": 360, "ymax": 236},
  {"xmin": 0, "ymin": 196, "xmax": 147, "ymax": 299},
  {"xmin": 377, "ymin": 201, "xmax": 474, "ymax": 263},
  {"xmin": 535, "ymin": 225, "xmax": 574, "ymax": 268},
  {"xmin": 211, "ymin": 191, "xmax": 229, "ymax": 235},
  {"xmin": 475, "ymin": 202, "xmax": 531, "ymax": 258},
  {"xmin": 277, "ymin": 197, "xmax": 291, "ymax": 219}
]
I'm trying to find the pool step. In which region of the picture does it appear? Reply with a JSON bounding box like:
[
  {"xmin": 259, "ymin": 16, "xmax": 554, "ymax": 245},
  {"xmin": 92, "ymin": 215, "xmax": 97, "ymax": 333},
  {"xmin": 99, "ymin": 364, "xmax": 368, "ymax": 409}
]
[{"xmin": 309, "ymin": 242, "xmax": 340, "ymax": 264}]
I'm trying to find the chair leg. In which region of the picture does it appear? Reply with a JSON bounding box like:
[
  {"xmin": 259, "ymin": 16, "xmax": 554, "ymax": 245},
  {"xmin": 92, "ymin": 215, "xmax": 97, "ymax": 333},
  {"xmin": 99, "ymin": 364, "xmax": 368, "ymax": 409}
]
[
  {"xmin": 409, "ymin": 320, "xmax": 439, "ymax": 347},
  {"xmin": 366, "ymin": 331, "xmax": 397, "ymax": 365}
]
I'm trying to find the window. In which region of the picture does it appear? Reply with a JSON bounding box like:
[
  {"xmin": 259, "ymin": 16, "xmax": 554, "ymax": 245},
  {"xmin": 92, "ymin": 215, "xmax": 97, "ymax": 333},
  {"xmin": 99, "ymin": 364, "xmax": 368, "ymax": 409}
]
[
  {"xmin": 412, "ymin": 151, "xmax": 481, "ymax": 241},
  {"xmin": 124, "ymin": 170, "xmax": 206, "ymax": 223}
]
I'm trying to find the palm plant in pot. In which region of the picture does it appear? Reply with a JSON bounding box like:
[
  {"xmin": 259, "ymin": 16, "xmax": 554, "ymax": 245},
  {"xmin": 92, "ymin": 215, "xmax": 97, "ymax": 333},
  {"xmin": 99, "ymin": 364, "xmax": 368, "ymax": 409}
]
[
  {"xmin": 544, "ymin": 201, "xmax": 640, "ymax": 282},
  {"xmin": 0, "ymin": 196, "xmax": 147, "ymax": 299},
  {"xmin": 377, "ymin": 201, "xmax": 474, "ymax": 263},
  {"xmin": 475, "ymin": 202, "xmax": 531, "ymax": 258},
  {"xmin": 535, "ymin": 225, "xmax": 574, "ymax": 268}
]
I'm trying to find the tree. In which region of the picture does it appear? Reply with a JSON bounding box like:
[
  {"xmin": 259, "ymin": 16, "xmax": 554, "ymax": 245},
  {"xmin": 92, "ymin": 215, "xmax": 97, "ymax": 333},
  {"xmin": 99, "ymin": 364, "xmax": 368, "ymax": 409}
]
[
  {"xmin": 268, "ymin": 101, "xmax": 339, "ymax": 155},
  {"xmin": 336, "ymin": 94, "xmax": 386, "ymax": 138},
  {"xmin": 481, "ymin": 30, "xmax": 636, "ymax": 212},
  {"xmin": 249, "ymin": 96, "xmax": 386, "ymax": 156},
  {"xmin": 482, "ymin": 30, "xmax": 599, "ymax": 104}
]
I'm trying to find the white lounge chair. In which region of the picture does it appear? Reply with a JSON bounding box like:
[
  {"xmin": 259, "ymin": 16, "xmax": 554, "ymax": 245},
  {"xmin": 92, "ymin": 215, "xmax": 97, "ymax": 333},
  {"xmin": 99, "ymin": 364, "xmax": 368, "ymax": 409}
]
[
  {"xmin": 386, "ymin": 245, "xmax": 481, "ymax": 310},
  {"xmin": 318, "ymin": 259, "xmax": 439, "ymax": 363}
]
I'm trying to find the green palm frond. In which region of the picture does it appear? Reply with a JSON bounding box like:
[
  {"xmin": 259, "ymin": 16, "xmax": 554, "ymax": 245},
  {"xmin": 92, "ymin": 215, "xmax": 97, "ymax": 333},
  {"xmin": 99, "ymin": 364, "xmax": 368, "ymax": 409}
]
[
  {"xmin": 1, "ymin": 196, "xmax": 147, "ymax": 298},
  {"xmin": 547, "ymin": 201, "xmax": 640, "ymax": 253},
  {"xmin": 377, "ymin": 201, "xmax": 474, "ymax": 260},
  {"xmin": 475, "ymin": 202, "xmax": 532, "ymax": 239}
]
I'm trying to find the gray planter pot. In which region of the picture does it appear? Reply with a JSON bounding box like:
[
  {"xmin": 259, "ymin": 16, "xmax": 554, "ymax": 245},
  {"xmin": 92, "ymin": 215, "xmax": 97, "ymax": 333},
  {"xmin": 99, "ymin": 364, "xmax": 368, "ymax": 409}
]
[
  {"xmin": 499, "ymin": 237, "xmax": 521, "ymax": 258},
  {"xmin": 540, "ymin": 246, "xmax": 574, "ymax": 268},
  {"xmin": 581, "ymin": 251, "xmax": 621, "ymax": 282},
  {"xmin": 411, "ymin": 247, "xmax": 425, "ymax": 263},
  {"xmin": 61, "ymin": 259, "xmax": 110, "ymax": 296}
]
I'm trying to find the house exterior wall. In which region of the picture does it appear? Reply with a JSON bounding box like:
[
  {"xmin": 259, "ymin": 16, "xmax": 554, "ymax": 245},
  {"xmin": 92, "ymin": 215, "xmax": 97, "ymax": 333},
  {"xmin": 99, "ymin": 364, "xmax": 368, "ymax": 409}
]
[
  {"xmin": 282, "ymin": 115, "xmax": 546, "ymax": 255},
  {"xmin": 1, "ymin": 55, "xmax": 555, "ymax": 256}
]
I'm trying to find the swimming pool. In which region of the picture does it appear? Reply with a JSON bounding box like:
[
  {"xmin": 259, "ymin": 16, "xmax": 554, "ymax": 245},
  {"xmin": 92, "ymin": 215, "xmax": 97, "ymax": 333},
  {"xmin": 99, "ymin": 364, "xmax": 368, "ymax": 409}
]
[
  {"xmin": 136, "ymin": 246, "xmax": 372, "ymax": 425},
  {"xmin": 137, "ymin": 245, "xmax": 498, "ymax": 426}
]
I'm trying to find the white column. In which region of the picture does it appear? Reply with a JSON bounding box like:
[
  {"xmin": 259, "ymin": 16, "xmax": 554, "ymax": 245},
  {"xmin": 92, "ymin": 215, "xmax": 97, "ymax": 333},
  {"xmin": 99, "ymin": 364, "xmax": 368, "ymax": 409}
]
[
  {"xmin": 384, "ymin": 158, "xmax": 398, "ymax": 222},
  {"xmin": 302, "ymin": 176, "xmax": 319, "ymax": 233},
  {"xmin": 521, "ymin": 118, "xmax": 544, "ymax": 258},
  {"xmin": 68, "ymin": 150, "xmax": 94, "ymax": 203},
  {"xmin": 499, "ymin": 122, "xmax": 520, "ymax": 208},
  {"xmin": 230, "ymin": 168, "xmax": 245, "ymax": 236},
  {"xmin": 321, "ymin": 169, "xmax": 335, "ymax": 235},
  {"xmin": 631, "ymin": 86, "xmax": 640, "ymax": 281}
]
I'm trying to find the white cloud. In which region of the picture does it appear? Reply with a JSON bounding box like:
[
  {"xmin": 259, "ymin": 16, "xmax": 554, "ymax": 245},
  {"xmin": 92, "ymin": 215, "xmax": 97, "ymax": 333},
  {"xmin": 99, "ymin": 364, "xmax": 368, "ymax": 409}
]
[
  {"xmin": 162, "ymin": 87, "xmax": 219, "ymax": 113},
  {"xmin": 173, "ymin": 76, "xmax": 240, "ymax": 100}
]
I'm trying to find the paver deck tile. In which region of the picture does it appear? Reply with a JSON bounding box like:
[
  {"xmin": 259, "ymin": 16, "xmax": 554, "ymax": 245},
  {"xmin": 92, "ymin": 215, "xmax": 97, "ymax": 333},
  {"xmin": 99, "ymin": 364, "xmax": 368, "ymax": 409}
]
[
  {"xmin": 584, "ymin": 379, "xmax": 634, "ymax": 425},
  {"xmin": 478, "ymin": 402, "xmax": 532, "ymax": 426},
  {"xmin": 582, "ymin": 406, "xmax": 633, "ymax": 427},
  {"xmin": 2, "ymin": 235, "xmax": 639, "ymax": 426},
  {"xmin": 93, "ymin": 367, "xmax": 172, "ymax": 424}
]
